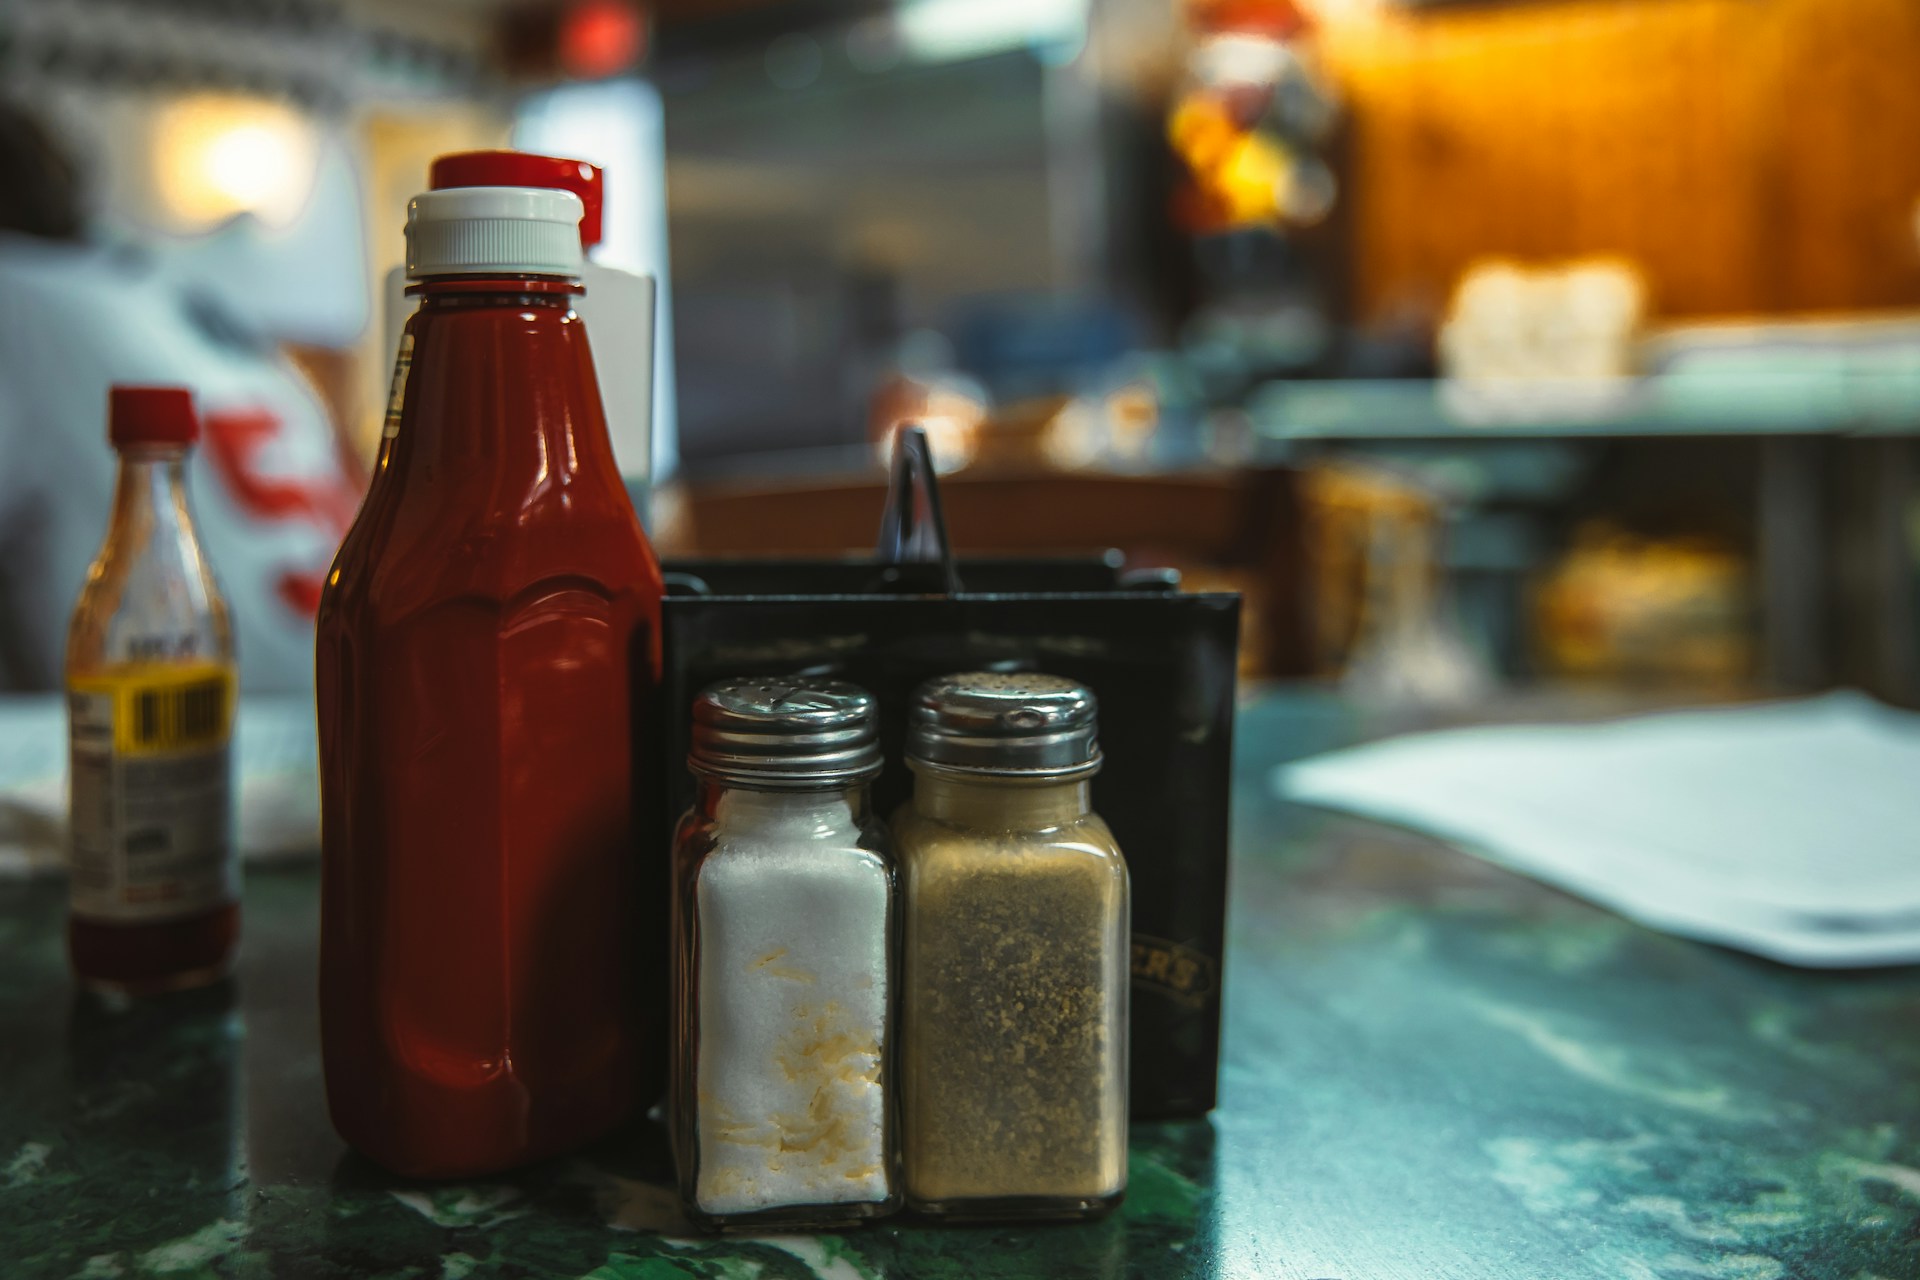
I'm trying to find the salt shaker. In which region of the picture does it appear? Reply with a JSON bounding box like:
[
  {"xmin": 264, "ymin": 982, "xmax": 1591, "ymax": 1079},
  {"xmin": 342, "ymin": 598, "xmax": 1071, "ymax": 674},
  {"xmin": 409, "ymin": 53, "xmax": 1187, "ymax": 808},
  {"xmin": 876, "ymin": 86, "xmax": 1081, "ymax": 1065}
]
[
  {"xmin": 893, "ymin": 672, "xmax": 1130, "ymax": 1220},
  {"xmin": 670, "ymin": 676, "xmax": 899, "ymax": 1230}
]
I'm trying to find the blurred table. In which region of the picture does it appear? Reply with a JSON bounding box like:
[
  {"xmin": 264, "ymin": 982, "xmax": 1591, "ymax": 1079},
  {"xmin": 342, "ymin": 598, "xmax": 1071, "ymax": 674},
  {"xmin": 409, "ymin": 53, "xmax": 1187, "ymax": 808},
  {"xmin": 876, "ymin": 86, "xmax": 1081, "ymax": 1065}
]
[
  {"xmin": 3, "ymin": 687, "xmax": 1918, "ymax": 1278},
  {"xmin": 1248, "ymin": 371, "xmax": 1920, "ymax": 441}
]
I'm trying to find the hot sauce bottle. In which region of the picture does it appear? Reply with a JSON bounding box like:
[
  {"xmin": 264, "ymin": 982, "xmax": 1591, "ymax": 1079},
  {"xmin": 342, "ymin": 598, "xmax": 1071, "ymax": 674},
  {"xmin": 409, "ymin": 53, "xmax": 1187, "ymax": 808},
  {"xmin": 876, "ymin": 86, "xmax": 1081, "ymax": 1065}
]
[
  {"xmin": 317, "ymin": 184, "xmax": 664, "ymax": 1177},
  {"xmin": 66, "ymin": 386, "xmax": 239, "ymax": 994}
]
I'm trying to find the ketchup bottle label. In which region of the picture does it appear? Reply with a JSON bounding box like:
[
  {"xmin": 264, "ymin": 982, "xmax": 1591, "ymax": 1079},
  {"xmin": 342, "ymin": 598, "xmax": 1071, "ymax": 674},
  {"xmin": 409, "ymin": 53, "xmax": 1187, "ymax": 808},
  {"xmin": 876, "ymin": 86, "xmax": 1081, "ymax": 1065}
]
[
  {"xmin": 382, "ymin": 335, "xmax": 415, "ymax": 440},
  {"xmin": 67, "ymin": 663, "xmax": 237, "ymax": 923}
]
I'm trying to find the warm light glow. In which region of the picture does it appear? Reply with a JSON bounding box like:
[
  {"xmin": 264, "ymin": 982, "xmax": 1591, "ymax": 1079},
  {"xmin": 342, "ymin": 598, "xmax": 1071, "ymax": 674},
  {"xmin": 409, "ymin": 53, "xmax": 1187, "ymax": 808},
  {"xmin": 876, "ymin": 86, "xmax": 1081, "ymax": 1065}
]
[
  {"xmin": 152, "ymin": 95, "xmax": 318, "ymax": 230},
  {"xmin": 560, "ymin": 0, "xmax": 644, "ymax": 80},
  {"xmin": 1292, "ymin": 0, "xmax": 1386, "ymax": 28},
  {"xmin": 1170, "ymin": 94, "xmax": 1331, "ymax": 229}
]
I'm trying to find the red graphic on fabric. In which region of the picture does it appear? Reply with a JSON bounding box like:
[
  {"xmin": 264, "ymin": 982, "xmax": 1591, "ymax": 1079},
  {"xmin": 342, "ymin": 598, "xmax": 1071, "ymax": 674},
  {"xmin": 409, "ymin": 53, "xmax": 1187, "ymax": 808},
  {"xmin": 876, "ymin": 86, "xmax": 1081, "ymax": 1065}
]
[
  {"xmin": 277, "ymin": 572, "xmax": 327, "ymax": 617},
  {"xmin": 203, "ymin": 407, "xmax": 359, "ymax": 620}
]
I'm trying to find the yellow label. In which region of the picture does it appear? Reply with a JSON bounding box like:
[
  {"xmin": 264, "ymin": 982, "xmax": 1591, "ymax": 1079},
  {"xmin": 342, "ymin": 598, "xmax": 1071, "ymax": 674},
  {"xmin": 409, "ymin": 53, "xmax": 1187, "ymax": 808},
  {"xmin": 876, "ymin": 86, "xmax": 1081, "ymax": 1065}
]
[{"xmin": 68, "ymin": 663, "xmax": 236, "ymax": 756}]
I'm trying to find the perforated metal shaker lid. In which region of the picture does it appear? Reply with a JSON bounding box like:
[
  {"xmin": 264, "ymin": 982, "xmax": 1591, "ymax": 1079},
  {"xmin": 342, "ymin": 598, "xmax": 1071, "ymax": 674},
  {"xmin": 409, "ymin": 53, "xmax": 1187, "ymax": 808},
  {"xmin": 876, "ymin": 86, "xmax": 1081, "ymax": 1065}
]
[
  {"xmin": 688, "ymin": 676, "xmax": 883, "ymax": 788},
  {"xmin": 906, "ymin": 671, "xmax": 1102, "ymax": 779}
]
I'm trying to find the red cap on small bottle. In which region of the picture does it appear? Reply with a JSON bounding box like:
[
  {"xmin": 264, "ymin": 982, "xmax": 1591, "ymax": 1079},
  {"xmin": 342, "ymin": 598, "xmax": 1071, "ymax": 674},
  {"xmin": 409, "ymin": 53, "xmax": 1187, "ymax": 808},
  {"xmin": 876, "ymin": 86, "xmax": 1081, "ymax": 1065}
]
[
  {"xmin": 428, "ymin": 151, "xmax": 604, "ymax": 250},
  {"xmin": 109, "ymin": 386, "xmax": 199, "ymax": 449}
]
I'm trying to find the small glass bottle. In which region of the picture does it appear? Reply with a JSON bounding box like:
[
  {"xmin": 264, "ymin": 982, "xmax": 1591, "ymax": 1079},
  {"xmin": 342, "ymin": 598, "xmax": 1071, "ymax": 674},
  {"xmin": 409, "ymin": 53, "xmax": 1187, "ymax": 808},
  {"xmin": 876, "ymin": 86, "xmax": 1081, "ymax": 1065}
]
[
  {"xmin": 671, "ymin": 676, "xmax": 900, "ymax": 1231},
  {"xmin": 66, "ymin": 386, "xmax": 238, "ymax": 994},
  {"xmin": 895, "ymin": 672, "xmax": 1130, "ymax": 1221}
]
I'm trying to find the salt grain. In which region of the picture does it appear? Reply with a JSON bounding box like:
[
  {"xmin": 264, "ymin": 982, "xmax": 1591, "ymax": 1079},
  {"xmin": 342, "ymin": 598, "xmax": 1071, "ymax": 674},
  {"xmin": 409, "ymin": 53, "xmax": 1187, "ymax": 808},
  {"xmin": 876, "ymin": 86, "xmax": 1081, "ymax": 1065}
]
[{"xmin": 690, "ymin": 792, "xmax": 893, "ymax": 1216}]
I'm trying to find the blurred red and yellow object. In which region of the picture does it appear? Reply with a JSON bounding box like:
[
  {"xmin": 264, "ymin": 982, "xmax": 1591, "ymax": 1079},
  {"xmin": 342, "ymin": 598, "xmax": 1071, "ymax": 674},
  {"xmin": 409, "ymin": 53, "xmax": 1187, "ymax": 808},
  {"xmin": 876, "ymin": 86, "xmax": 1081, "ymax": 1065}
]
[{"xmin": 1169, "ymin": 96, "xmax": 1301, "ymax": 233}]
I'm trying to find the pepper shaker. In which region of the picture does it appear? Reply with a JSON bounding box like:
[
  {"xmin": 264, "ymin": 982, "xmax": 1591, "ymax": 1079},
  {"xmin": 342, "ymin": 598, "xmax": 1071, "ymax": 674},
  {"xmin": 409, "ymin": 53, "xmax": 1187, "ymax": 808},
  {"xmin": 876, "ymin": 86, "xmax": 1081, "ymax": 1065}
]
[
  {"xmin": 671, "ymin": 677, "xmax": 900, "ymax": 1230},
  {"xmin": 893, "ymin": 672, "xmax": 1130, "ymax": 1220}
]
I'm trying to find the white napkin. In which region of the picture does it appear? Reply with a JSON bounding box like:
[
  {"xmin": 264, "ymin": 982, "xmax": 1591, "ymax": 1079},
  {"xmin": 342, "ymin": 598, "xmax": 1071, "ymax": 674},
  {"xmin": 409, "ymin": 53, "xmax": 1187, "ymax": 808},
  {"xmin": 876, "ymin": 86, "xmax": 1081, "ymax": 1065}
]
[{"xmin": 1275, "ymin": 692, "xmax": 1920, "ymax": 967}]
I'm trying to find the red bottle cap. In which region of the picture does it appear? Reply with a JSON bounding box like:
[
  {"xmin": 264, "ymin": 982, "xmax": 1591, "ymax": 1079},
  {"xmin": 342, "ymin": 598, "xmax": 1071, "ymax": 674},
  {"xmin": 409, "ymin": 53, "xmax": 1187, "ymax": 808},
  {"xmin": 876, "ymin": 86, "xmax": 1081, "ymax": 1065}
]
[
  {"xmin": 428, "ymin": 151, "xmax": 604, "ymax": 250},
  {"xmin": 109, "ymin": 385, "xmax": 199, "ymax": 449}
]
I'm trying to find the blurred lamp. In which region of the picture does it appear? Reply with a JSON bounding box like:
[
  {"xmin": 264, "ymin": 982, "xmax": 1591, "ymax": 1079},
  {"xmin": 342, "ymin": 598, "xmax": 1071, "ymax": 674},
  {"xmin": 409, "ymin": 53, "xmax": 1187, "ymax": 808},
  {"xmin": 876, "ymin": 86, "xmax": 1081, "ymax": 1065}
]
[
  {"xmin": 152, "ymin": 95, "xmax": 318, "ymax": 230},
  {"xmin": 560, "ymin": 0, "xmax": 645, "ymax": 80},
  {"xmin": 899, "ymin": 0, "xmax": 1086, "ymax": 64},
  {"xmin": 499, "ymin": 0, "xmax": 644, "ymax": 81}
]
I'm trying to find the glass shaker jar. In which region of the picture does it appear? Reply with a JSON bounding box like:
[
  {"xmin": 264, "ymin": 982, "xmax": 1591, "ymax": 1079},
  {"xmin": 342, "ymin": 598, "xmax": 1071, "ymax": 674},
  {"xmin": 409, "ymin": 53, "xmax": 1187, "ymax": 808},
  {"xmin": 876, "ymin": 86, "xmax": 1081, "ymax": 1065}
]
[
  {"xmin": 894, "ymin": 672, "xmax": 1130, "ymax": 1220},
  {"xmin": 671, "ymin": 676, "xmax": 900, "ymax": 1231}
]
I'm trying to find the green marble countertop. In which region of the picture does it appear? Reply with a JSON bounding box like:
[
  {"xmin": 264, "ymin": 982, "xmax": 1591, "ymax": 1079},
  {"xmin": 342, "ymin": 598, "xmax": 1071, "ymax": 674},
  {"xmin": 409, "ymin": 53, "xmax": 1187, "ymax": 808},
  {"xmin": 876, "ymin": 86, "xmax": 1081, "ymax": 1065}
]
[{"xmin": 4, "ymin": 689, "xmax": 1920, "ymax": 1279}]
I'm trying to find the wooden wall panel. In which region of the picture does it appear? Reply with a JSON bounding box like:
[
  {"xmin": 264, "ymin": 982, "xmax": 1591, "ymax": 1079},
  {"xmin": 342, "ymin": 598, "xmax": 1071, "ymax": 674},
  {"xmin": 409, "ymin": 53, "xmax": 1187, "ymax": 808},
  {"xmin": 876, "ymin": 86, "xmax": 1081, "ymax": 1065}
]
[
  {"xmin": 1316, "ymin": 0, "xmax": 1920, "ymax": 322},
  {"xmin": 1758, "ymin": 0, "xmax": 1920, "ymax": 312}
]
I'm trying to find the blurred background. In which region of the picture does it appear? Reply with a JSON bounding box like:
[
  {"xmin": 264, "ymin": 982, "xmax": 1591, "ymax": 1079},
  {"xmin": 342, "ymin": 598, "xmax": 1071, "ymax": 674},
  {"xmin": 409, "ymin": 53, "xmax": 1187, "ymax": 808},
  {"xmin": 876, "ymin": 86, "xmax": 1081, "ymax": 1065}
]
[{"xmin": 2, "ymin": 0, "xmax": 1918, "ymax": 706}]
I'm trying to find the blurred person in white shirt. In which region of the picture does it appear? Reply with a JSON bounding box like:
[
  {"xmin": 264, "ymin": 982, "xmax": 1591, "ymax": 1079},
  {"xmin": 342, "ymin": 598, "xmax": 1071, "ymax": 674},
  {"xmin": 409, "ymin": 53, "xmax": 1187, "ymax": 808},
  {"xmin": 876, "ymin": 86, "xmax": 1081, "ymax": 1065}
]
[{"xmin": 0, "ymin": 102, "xmax": 360, "ymax": 694}]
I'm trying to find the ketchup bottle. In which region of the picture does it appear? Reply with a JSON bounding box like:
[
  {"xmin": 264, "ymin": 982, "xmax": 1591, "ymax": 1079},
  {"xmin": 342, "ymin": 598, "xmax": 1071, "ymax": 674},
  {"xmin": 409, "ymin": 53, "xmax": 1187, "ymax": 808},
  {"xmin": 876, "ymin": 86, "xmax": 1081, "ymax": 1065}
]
[{"xmin": 317, "ymin": 185, "xmax": 664, "ymax": 1177}]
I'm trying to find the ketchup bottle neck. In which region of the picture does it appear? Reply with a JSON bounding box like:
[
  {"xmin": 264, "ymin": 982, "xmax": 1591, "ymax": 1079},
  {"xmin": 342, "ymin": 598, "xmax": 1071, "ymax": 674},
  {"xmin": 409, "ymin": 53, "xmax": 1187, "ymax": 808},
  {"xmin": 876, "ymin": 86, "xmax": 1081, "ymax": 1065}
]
[
  {"xmin": 411, "ymin": 274, "xmax": 583, "ymax": 303},
  {"xmin": 388, "ymin": 276, "xmax": 613, "ymax": 493}
]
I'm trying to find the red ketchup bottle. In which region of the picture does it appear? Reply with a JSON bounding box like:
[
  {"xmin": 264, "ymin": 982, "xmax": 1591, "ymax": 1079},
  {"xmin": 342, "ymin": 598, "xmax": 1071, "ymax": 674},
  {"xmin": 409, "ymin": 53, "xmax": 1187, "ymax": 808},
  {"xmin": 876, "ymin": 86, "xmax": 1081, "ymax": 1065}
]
[{"xmin": 317, "ymin": 184, "xmax": 663, "ymax": 1177}]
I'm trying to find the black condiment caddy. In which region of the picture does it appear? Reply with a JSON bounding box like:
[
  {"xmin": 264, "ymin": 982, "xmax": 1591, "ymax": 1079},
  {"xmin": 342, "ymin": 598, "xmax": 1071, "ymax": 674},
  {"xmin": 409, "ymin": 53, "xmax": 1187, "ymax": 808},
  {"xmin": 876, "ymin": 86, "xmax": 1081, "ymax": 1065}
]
[{"xmin": 648, "ymin": 427, "xmax": 1239, "ymax": 1119}]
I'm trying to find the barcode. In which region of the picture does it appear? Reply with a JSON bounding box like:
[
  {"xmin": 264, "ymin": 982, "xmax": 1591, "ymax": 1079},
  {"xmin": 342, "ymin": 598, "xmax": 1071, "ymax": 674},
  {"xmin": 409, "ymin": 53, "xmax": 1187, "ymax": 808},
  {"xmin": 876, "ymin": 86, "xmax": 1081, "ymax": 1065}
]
[{"xmin": 132, "ymin": 678, "xmax": 228, "ymax": 749}]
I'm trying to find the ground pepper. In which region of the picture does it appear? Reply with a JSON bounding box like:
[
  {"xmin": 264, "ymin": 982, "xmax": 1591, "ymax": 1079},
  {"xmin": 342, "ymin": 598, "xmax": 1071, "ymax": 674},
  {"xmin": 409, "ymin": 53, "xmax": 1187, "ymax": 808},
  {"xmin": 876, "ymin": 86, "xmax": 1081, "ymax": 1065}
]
[{"xmin": 894, "ymin": 673, "xmax": 1129, "ymax": 1220}]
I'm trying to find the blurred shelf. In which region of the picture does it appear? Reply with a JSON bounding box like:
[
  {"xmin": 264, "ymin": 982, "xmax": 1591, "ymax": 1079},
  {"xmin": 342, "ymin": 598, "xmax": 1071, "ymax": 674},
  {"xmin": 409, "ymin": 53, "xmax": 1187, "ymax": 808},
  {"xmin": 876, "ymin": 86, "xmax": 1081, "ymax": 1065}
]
[
  {"xmin": 661, "ymin": 461, "xmax": 1286, "ymax": 560},
  {"xmin": 1248, "ymin": 371, "xmax": 1920, "ymax": 443}
]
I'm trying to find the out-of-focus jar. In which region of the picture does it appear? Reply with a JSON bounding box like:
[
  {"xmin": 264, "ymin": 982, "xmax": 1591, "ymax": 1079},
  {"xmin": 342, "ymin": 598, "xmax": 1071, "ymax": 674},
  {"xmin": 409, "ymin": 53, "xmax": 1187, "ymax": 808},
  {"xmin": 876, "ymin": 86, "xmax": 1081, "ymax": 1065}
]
[
  {"xmin": 670, "ymin": 676, "xmax": 899, "ymax": 1231},
  {"xmin": 893, "ymin": 671, "xmax": 1130, "ymax": 1221}
]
